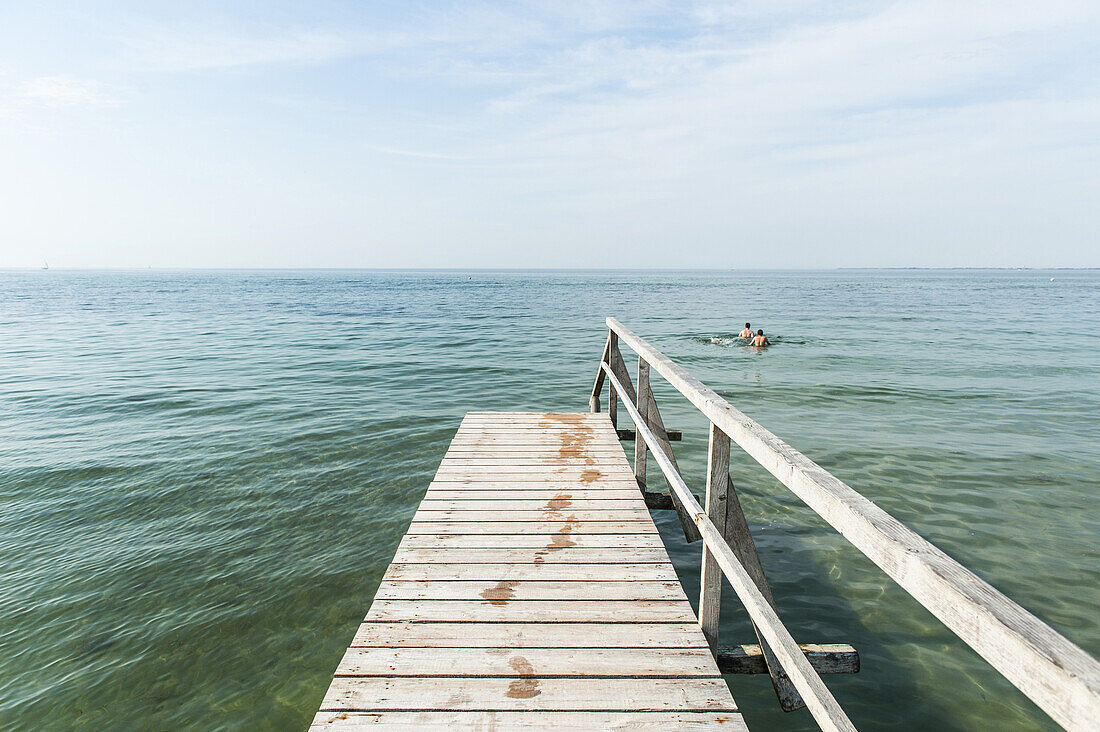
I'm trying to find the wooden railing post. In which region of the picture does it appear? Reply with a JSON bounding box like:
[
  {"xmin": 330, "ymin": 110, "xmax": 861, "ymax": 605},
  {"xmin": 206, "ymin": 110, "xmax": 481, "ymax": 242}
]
[
  {"xmin": 608, "ymin": 331, "xmax": 618, "ymax": 429},
  {"xmin": 700, "ymin": 422, "xmax": 731, "ymax": 653},
  {"xmin": 633, "ymin": 357, "xmax": 649, "ymax": 490},
  {"xmin": 589, "ymin": 330, "xmax": 612, "ymax": 413}
]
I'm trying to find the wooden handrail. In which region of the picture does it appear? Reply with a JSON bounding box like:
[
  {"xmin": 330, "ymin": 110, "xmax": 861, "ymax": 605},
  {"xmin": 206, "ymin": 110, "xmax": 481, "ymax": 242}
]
[
  {"xmin": 601, "ymin": 361, "xmax": 856, "ymax": 732},
  {"xmin": 603, "ymin": 317, "xmax": 1100, "ymax": 732}
]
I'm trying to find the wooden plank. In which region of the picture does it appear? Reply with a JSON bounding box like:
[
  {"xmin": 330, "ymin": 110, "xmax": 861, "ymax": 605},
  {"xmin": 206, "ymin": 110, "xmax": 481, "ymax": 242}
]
[
  {"xmin": 431, "ymin": 473, "xmax": 637, "ymax": 482},
  {"xmin": 427, "ymin": 480, "xmax": 641, "ymax": 488},
  {"xmin": 608, "ymin": 318, "xmax": 1100, "ymax": 731},
  {"xmin": 398, "ymin": 534, "xmax": 664, "ymax": 549},
  {"xmin": 444, "ymin": 443, "xmax": 622, "ymax": 450},
  {"xmin": 364, "ymin": 599, "xmax": 697, "ymax": 623},
  {"xmin": 434, "ymin": 466, "xmax": 634, "ymax": 474},
  {"xmin": 430, "ymin": 476, "xmax": 638, "ymax": 484},
  {"xmin": 320, "ymin": 676, "xmax": 738, "ymax": 712},
  {"xmin": 440, "ymin": 459, "xmax": 631, "ymax": 465},
  {"xmin": 374, "ymin": 579, "xmax": 688, "ymax": 601},
  {"xmin": 445, "ymin": 436, "xmax": 621, "ymax": 444},
  {"xmin": 443, "ymin": 449, "xmax": 632, "ymax": 455},
  {"xmin": 312, "ymin": 711, "xmax": 748, "ymax": 730},
  {"xmin": 382, "ymin": 563, "xmax": 678, "ymax": 582},
  {"xmin": 461, "ymin": 414, "xmax": 612, "ymax": 420},
  {"xmin": 412, "ymin": 510, "xmax": 653, "ymax": 522},
  {"xmin": 450, "ymin": 425, "xmax": 619, "ymax": 432},
  {"xmin": 389, "ymin": 547, "xmax": 670, "ymax": 564},
  {"xmin": 463, "ymin": 411, "xmax": 611, "ymax": 415},
  {"xmin": 423, "ymin": 489, "xmax": 645, "ymax": 500},
  {"xmin": 334, "ymin": 646, "xmax": 719, "ymax": 677},
  {"xmin": 351, "ymin": 622, "xmax": 711, "ymax": 648},
  {"xmin": 718, "ymin": 644, "xmax": 860, "ymax": 675},
  {"xmin": 416, "ymin": 499, "xmax": 644, "ymax": 512},
  {"xmin": 405, "ymin": 522, "xmax": 658, "ymax": 535}
]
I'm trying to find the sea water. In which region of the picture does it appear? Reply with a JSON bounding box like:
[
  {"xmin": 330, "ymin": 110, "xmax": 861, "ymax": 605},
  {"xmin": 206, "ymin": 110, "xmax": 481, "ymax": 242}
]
[{"xmin": 1, "ymin": 269, "xmax": 1097, "ymax": 730}]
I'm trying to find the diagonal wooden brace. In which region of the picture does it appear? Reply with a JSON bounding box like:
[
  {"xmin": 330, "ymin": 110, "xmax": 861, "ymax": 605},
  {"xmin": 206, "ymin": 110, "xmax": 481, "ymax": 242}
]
[
  {"xmin": 701, "ymin": 423, "xmax": 803, "ymax": 711},
  {"xmin": 609, "ymin": 348, "xmax": 701, "ymax": 543},
  {"xmin": 722, "ymin": 473, "xmax": 804, "ymax": 711}
]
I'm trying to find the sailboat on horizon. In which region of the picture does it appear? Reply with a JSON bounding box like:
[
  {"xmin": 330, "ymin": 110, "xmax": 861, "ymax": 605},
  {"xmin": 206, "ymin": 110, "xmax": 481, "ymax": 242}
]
[{"xmin": 42, "ymin": 259, "xmax": 48, "ymax": 270}]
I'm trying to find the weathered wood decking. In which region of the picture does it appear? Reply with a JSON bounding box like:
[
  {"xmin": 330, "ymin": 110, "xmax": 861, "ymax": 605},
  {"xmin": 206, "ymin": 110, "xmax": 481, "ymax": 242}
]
[{"xmin": 313, "ymin": 411, "xmax": 746, "ymax": 730}]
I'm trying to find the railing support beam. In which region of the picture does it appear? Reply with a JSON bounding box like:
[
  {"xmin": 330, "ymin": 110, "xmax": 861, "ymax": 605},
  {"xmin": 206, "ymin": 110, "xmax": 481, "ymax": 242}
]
[{"xmin": 634, "ymin": 358, "xmax": 649, "ymax": 492}]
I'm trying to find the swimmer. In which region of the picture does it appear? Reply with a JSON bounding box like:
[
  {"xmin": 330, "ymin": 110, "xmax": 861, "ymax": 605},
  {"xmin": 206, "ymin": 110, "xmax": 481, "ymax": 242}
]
[
  {"xmin": 749, "ymin": 329, "xmax": 771, "ymax": 348},
  {"xmin": 738, "ymin": 323, "xmax": 754, "ymax": 338}
]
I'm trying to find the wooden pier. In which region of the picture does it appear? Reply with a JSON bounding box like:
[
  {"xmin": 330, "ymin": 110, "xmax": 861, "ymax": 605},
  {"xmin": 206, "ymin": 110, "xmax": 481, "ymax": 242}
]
[
  {"xmin": 314, "ymin": 320, "xmax": 1100, "ymax": 731},
  {"xmin": 313, "ymin": 411, "xmax": 746, "ymax": 729}
]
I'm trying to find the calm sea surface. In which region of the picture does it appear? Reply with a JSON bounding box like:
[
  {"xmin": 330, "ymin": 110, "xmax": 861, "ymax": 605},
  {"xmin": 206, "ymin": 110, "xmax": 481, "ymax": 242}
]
[{"xmin": 1, "ymin": 269, "xmax": 1097, "ymax": 730}]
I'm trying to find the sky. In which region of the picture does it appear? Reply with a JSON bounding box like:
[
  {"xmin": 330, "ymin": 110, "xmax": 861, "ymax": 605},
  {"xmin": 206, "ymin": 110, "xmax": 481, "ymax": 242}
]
[{"xmin": 0, "ymin": 0, "xmax": 1097, "ymax": 269}]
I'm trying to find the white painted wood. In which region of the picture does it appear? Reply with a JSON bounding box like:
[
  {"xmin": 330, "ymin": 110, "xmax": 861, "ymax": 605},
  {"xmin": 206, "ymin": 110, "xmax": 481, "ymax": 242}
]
[
  {"xmin": 382, "ymin": 563, "xmax": 678, "ymax": 582},
  {"xmin": 434, "ymin": 465, "xmax": 635, "ymax": 474},
  {"xmin": 608, "ymin": 317, "xmax": 1100, "ymax": 731},
  {"xmin": 439, "ymin": 452, "xmax": 623, "ymax": 459},
  {"xmin": 405, "ymin": 521, "xmax": 658, "ymax": 535},
  {"xmin": 398, "ymin": 533, "xmax": 664, "ymax": 549},
  {"xmin": 427, "ymin": 480, "xmax": 642, "ymax": 489},
  {"xmin": 389, "ymin": 547, "xmax": 670, "ymax": 564},
  {"xmin": 311, "ymin": 710, "xmax": 749, "ymax": 730},
  {"xmin": 334, "ymin": 646, "xmax": 720, "ymax": 677},
  {"xmin": 423, "ymin": 489, "xmax": 645, "ymax": 500},
  {"xmin": 412, "ymin": 509, "xmax": 653, "ymax": 522},
  {"xmin": 415, "ymin": 499, "xmax": 645, "ymax": 512},
  {"xmin": 438, "ymin": 462, "xmax": 634, "ymax": 470},
  {"xmin": 364, "ymin": 599, "xmax": 697, "ymax": 623},
  {"xmin": 350, "ymin": 621, "xmax": 711, "ymax": 648},
  {"xmin": 429, "ymin": 476, "xmax": 638, "ymax": 484},
  {"xmin": 320, "ymin": 676, "xmax": 738, "ymax": 712},
  {"xmin": 374, "ymin": 579, "xmax": 688, "ymax": 601}
]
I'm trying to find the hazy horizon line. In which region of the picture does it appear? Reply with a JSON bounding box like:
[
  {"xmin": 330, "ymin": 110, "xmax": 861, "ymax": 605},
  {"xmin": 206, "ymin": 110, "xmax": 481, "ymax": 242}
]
[{"xmin": 4, "ymin": 266, "xmax": 1099, "ymax": 272}]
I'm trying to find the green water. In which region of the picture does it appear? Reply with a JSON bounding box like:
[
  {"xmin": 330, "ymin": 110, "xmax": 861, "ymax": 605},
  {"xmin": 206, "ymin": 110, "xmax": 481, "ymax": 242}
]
[{"xmin": 1, "ymin": 269, "xmax": 1097, "ymax": 730}]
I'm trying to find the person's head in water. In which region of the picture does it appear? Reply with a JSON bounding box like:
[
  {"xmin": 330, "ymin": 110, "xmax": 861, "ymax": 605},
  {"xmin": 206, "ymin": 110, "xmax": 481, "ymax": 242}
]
[
  {"xmin": 757, "ymin": 329, "xmax": 764, "ymax": 336},
  {"xmin": 745, "ymin": 323, "xmax": 750, "ymax": 329}
]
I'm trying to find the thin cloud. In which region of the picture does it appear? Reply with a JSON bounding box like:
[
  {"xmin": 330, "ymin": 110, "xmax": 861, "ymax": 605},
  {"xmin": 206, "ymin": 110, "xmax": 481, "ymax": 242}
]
[
  {"xmin": 364, "ymin": 144, "xmax": 469, "ymax": 161},
  {"xmin": 18, "ymin": 75, "xmax": 118, "ymax": 107}
]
